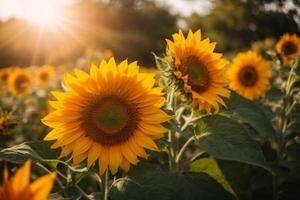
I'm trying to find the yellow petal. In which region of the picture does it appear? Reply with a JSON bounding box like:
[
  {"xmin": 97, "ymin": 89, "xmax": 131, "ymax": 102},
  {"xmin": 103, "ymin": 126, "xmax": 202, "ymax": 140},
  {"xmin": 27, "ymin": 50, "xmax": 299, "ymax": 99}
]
[
  {"xmin": 30, "ymin": 173, "xmax": 56, "ymax": 200},
  {"xmin": 87, "ymin": 143, "xmax": 102, "ymax": 168},
  {"xmin": 109, "ymin": 146, "xmax": 122, "ymax": 174},
  {"xmin": 12, "ymin": 160, "xmax": 31, "ymax": 193},
  {"xmin": 120, "ymin": 142, "xmax": 138, "ymax": 165},
  {"xmin": 72, "ymin": 137, "xmax": 93, "ymax": 157},
  {"xmin": 134, "ymin": 131, "xmax": 159, "ymax": 151},
  {"xmin": 119, "ymin": 158, "xmax": 130, "ymax": 172},
  {"xmin": 99, "ymin": 147, "xmax": 109, "ymax": 175}
]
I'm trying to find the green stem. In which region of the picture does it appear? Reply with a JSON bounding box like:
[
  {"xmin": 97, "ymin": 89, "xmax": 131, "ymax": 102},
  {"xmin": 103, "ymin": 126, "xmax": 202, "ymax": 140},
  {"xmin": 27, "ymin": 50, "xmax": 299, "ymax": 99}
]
[
  {"xmin": 75, "ymin": 185, "xmax": 90, "ymax": 199},
  {"xmin": 101, "ymin": 170, "xmax": 109, "ymax": 200},
  {"xmin": 273, "ymin": 63, "xmax": 296, "ymax": 200},
  {"xmin": 168, "ymin": 130, "xmax": 177, "ymax": 172},
  {"xmin": 175, "ymin": 136, "xmax": 195, "ymax": 165},
  {"xmin": 35, "ymin": 162, "xmax": 64, "ymax": 189}
]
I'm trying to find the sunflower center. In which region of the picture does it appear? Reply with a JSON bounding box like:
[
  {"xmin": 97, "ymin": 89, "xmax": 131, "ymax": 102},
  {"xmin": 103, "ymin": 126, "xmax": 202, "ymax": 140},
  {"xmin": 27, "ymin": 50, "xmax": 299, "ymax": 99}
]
[
  {"xmin": 95, "ymin": 100, "xmax": 129, "ymax": 134},
  {"xmin": 1, "ymin": 73, "xmax": 8, "ymax": 82},
  {"xmin": 40, "ymin": 72, "xmax": 49, "ymax": 81},
  {"xmin": 82, "ymin": 94, "xmax": 138, "ymax": 146},
  {"xmin": 238, "ymin": 66, "xmax": 258, "ymax": 87},
  {"xmin": 185, "ymin": 58, "xmax": 210, "ymax": 92},
  {"xmin": 15, "ymin": 75, "xmax": 30, "ymax": 92},
  {"xmin": 282, "ymin": 41, "xmax": 297, "ymax": 55}
]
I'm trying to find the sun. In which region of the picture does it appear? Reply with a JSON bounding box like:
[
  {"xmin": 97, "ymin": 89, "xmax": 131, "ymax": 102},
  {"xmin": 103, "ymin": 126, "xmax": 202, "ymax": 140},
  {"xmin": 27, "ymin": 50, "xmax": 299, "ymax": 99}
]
[{"xmin": 21, "ymin": 1, "xmax": 63, "ymax": 28}]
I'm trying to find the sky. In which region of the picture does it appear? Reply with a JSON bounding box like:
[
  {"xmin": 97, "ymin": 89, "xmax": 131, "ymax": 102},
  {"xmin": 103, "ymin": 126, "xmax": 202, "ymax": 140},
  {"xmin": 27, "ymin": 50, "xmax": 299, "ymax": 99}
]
[
  {"xmin": 157, "ymin": 0, "xmax": 212, "ymax": 16},
  {"xmin": 0, "ymin": 0, "xmax": 211, "ymax": 21},
  {"xmin": 0, "ymin": 0, "xmax": 72, "ymax": 20}
]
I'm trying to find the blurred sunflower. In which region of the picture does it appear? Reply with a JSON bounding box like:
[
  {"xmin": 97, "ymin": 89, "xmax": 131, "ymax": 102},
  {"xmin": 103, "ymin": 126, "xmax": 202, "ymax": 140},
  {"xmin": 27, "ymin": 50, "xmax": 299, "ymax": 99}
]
[
  {"xmin": 8, "ymin": 68, "xmax": 32, "ymax": 95},
  {"xmin": 0, "ymin": 68, "xmax": 12, "ymax": 84},
  {"xmin": 0, "ymin": 111, "xmax": 17, "ymax": 134},
  {"xmin": 85, "ymin": 48, "xmax": 94, "ymax": 58},
  {"xmin": 103, "ymin": 49, "xmax": 113, "ymax": 58},
  {"xmin": 228, "ymin": 51, "xmax": 271, "ymax": 100},
  {"xmin": 35, "ymin": 65, "xmax": 55, "ymax": 87},
  {"xmin": 276, "ymin": 33, "xmax": 300, "ymax": 64},
  {"xmin": 43, "ymin": 58, "xmax": 170, "ymax": 175},
  {"xmin": 0, "ymin": 160, "xmax": 56, "ymax": 200},
  {"xmin": 166, "ymin": 30, "xmax": 230, "ymax": 112}
]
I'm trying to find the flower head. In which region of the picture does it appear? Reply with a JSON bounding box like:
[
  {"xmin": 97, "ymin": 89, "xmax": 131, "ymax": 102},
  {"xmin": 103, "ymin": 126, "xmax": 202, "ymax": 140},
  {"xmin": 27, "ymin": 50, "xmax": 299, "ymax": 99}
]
[
  {"xmin": 35, "ymin": 65, "xmax": 55, "ymax": 87},
  {"xmin": 276, "ymin": 33, "xmax": 300, "ymax": 64},
  {"xmin": 8, "ymin": 68, "xmax": 32, "ymax": 95},
  {"xmin": 0, "ymin": 111, "xmax": 17, "ymax": 134},
  {"xmin": 43, "ymin": 58, "xmax": 170, "ymax": 175},
  {"xmin": 0, "ymin": 68, "xmax": 12, "ymax": 84},
  {"xmin": 166, "ymin": 30, "xmax": 230, "ymax": 112},
  {"xmin": 0, "ymin": 161, "xmax": 56, "ymax": 200},
  {"xmin": 103, "ymin": 49, "xmax": 113, "ymax": 58},
  {"xmin": 228, "ymin": 51, "xmax": 271, "ymax": 100}
]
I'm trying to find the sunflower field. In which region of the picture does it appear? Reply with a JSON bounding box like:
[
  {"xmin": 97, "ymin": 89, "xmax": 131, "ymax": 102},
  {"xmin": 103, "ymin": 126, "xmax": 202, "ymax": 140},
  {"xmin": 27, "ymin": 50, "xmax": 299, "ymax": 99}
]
[{"xmin": 0, "ymin": 0, "xmax": 300, "ymax": 200}]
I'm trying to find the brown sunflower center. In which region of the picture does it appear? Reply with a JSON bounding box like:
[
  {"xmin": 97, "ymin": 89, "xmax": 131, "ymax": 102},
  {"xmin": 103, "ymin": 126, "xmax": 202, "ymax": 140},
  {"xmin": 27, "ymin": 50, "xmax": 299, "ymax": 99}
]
[
  {"xmin": 282, "ymin": 41, "xmax": 297, "ymax": 56},
  {"xmin": 39, "ymin": 72, "xmax": 49, "ymax": 81},
  {"xmin": 14, "ymin": 75, "xmax": 30, "ymax": 92},
  {"xmin": 184, "ymin": 58, "xmax": 210, "ymax": 93},
  {"xmin": 81, "ymin": 94, "xmax": 139, "ymax": 146},
  {"xmin": 1, "ymin": 73, "xmax": 8, "ymax": 82},
  {"xmin": 238, "ymin": 66, "xmax": 258, "ymax": 87}
]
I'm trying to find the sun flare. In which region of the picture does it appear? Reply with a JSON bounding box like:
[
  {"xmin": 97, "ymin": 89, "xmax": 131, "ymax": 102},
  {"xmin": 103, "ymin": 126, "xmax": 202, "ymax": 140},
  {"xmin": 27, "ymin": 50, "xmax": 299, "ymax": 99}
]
[
  {"xmin": 25, "ymin": 2, "xmax": 62, "ymax": 27},
  {"xmin": 3, "ymin": 0, "xmax": 65, "ymax": 28}
]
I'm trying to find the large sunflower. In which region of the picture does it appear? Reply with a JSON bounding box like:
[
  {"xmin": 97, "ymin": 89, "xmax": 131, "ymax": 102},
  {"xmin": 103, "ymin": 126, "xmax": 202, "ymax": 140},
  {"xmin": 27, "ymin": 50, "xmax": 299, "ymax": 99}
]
[
  {"xmin": 276, "ymin": 33, "xmax": 300, "ymax": 64},
  {"xmin": 166, "ymin": 30, "xmax": 230, "ymax": 112},
  {"xmin": 35, "ymin": 65, "xmax": 55, "ymax": 86},
  {"xmin": 43, "ymin": 58, "xmax": 170, "ymax": 175},
  {"xmin": 0, "ymin": 160, "xmax": 56, "ymax": 200},
  {"xmin": 228, "ymin": 51, "xmax": 271, "ymax": 100},
  {"xmin": 8, "ymin": 68, "xmax": 32, "ymax": 95}
]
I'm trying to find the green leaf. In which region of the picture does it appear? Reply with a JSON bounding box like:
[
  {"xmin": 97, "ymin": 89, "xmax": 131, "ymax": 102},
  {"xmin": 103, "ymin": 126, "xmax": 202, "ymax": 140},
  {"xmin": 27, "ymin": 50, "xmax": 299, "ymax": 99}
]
[
  {"xmin": 110, "ymin": 170, "xmax": 236, "ymax": 200},
  {"xmin": 27, "ymin": 141, "xmax": 61, "ymax": 159},
  {"xmin": 223, "ymin": 91, "xmax": 277, "ymax": 140},
  {"xmin": 187, "ymin": 157, "xmax": 252, "ymax": 200},
  {"xmin": 0, "ymin": 141, "xmax": 60, "ymax": 164},
  {"xmin": 196, "ymin": 115, "xmax": 273, "ymax": 174},
  {"xmin": 265, "ymin": 87, "xmax": 284, "ymax": 101}
]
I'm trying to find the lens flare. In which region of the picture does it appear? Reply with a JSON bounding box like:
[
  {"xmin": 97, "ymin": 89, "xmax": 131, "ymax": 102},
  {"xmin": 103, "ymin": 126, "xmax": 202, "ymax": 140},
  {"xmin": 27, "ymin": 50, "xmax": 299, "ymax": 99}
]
[{"xmin": 24, "ymin": 1, "xmax": 63, "ymax": 27}]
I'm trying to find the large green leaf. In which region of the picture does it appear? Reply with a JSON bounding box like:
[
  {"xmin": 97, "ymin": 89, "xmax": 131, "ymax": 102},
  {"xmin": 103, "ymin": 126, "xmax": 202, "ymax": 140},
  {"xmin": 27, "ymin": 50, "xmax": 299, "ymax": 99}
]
[
  {"xmin": 110, "ymin": 170, "xmax": 236, "ymax": 200},
  {"xmin": 223, "ymin": 91, "xmax": 277, "ymax": 140},
  {"xmin": 0, "ymin": 141, "xmax": 60, "ymax": 164},
  {"xmin": 187, "ymin": 157, "xmax": 252, "ymax": 200},
  {"xmin": 196, "ymin": 115, "xmax": 273, "ymax": 174}
]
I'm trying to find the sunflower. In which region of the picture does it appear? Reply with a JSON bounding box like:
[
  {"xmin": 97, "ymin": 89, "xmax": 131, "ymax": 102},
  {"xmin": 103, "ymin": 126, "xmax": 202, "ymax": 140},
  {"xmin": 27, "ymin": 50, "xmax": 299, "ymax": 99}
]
[
  {"xmin": 0, "ymin": 111, "xmax": 17, "ymax": 134},
  {"xmin": 166, "ymin": 30, "xmax": 230, "ymax": 112},
  {"xmin": 35, "ymin": 65, "xmax": 55, "ymax": 86},
  {"xmin": 0, "ymin": 160, "xmax": 56, "ymax": 200},
  {"xmin": 8, "ymin": 68, "xmax": 32, "ymax": 95},
  {"xmin": 276, "ymin": 33, "xmax": 300, "ymax": 64},
  {"xmin": 103, "ymin": 49, "xmax": 113, "ymax": 58},
  {"xmin": 43, "ymin": 58, "xmax": 170, "ymax": 175},
  {"xmin": 0, "ymin": 68, "xmax": 12, "ymax": 84},
  {"xmin": 227, "ymin": 51, "xmax": 271, "ymax": 100}
]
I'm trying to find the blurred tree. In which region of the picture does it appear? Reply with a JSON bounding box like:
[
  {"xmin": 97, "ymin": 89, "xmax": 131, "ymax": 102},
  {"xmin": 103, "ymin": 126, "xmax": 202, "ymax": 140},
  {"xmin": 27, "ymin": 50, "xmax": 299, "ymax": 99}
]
[{"xmin": 186, "ymin": 0, "xmax": 299, "ymax": 53}]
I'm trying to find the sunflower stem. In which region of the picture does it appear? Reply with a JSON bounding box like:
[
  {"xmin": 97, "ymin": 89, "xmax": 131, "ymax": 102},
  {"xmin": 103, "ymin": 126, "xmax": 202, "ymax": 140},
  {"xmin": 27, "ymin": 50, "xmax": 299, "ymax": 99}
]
[
  {"xmin": 35, "ymin": 162, "xmax": 65, "ymax": 189},
  {"xmin": 175, "ymin": 136, "xmax": 195, "ymax": 165},
  {"xmin": 101, "ymin": 170, "xmax": 109, "ymax": 200},
  {"xmin": 273, "ymin": 61, "xmax": 297, "ymax": 200},
  {"xmin": 168, "ymin": 130, "xmax": 177, "ymax": 172}
]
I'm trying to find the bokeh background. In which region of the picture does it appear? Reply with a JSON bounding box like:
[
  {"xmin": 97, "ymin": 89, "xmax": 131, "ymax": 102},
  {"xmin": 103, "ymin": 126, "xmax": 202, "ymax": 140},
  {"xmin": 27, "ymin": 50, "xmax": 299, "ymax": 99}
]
[{"xmin": 0, "ymin": 0, "xmax": 299, "ymax": 67}]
